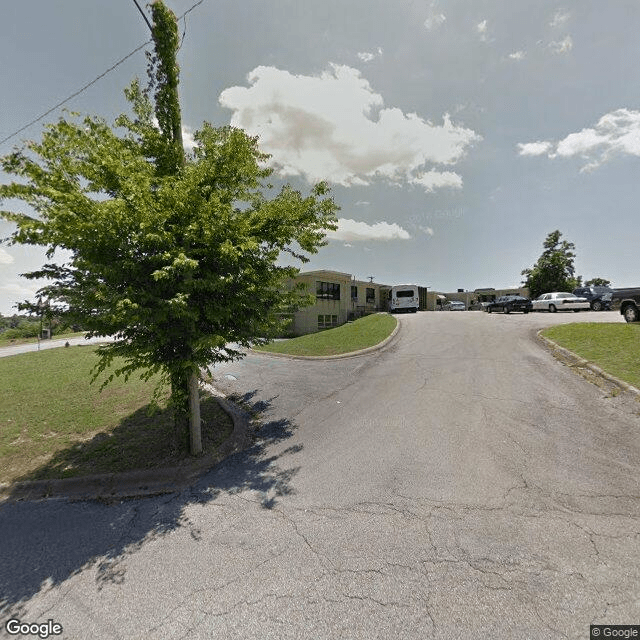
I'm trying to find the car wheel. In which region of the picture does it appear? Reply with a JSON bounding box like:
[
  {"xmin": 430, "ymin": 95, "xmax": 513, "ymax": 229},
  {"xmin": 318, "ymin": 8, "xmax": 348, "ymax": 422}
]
[
  {"xmin": 504, "ymin": 306, "xmax": 510, "ymax": 314},
  {"xmin": 549, "ymin": 304, "xmax": 557, "ymax": 313},
  {"xmin": 573, "ymin": 309, "xmax": 581, "ymax": 313},
  {"xmin": 591, "ymin": 300, "xmax": 602, "ymax": 311},
  {"xmin": 487, "ymin": 307, "xmax": 492, "ymax": 313},
  {"xmin": 524, "ymin": 310, "xmax": 529, "ymax": 314},
  {"xmin": 623, "ymin": 305, "xmax": 640, "ymax": 323}
]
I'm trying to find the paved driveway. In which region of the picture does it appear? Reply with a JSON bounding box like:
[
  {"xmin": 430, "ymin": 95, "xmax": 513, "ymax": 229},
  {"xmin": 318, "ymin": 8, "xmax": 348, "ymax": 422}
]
[{"xmin": 1, "ymin": 311, "xmax": 638, "ymax": 639}]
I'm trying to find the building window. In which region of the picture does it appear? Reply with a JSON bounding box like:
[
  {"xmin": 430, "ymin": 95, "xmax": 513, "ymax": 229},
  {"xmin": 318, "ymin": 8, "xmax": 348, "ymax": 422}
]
[
  {"xmin": 316, "ymin": 281, "xmax": 340, "ymax": 300},
  {"xmin": 351, "ymin": 285, "xmax": 358, "ymax": 300},
  {"xmin": 318, "ymin": 314, "xmax": 339, "ymax": 329},
  {"xmin": 366, "ymin": 288, "xmax": 375, "ymax": 304}
]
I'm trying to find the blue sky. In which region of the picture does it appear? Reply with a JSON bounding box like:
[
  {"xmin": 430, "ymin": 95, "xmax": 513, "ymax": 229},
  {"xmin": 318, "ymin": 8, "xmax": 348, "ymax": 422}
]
[{"xmin": 1, "ymin": 1, "xmax": 639, "ymax": 314}]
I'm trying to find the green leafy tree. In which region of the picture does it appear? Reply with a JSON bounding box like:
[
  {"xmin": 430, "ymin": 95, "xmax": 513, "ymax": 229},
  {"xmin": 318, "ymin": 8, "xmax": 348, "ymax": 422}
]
[
  {"xmin": 521, "ymin": 230, "xmax": 582, "ymax": 299},
  {"xmin": 584, "ymin": 277, "xmax": 611, "ymax": 287},
  {"xmin": 0, "ymin": 1, "xmax": 338, "ymax": 454}
]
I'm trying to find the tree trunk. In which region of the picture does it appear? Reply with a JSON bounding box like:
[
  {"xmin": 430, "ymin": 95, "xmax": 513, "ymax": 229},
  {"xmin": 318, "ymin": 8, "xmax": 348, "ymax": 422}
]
[
  {"xmin": 170, "ymin": 369, "xmax": 202, "ymax": 455},
  {"xmin": 171, "ymin": 371, "xmax": 190, "ymax": 453},
  {"xmin": 188, "ymin": 370, "xmax": 202, "ymax": 455}
]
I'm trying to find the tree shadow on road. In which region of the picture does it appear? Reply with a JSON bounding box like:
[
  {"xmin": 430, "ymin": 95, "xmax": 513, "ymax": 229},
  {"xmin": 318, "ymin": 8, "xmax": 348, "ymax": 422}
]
[{"xmin": 0, "ymin": 389, "xmax": 303, "ymax": 617}]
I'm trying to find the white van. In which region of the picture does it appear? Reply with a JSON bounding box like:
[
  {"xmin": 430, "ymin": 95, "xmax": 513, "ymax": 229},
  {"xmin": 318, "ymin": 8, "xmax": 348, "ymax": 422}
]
[{"xmin": 389, "ymin": 285, "xmax": 419, "ymax": 313}]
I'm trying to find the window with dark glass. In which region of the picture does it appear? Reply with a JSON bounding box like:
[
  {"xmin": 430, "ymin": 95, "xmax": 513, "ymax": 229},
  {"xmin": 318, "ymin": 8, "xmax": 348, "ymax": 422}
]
[
  {"xmin": 366, "ymin": 288, "xmax": 375, "ymax": 303},
  {"xmin": 318, "ymin": 314, "xmax": 339, "ymax": 329},
  {"xmin": 351, "ymin": 285, "xmax": 358, "ymax": 300},
  {"xmin": 316, "ymin": 281, "xmax": 340, "ymax": 300}
]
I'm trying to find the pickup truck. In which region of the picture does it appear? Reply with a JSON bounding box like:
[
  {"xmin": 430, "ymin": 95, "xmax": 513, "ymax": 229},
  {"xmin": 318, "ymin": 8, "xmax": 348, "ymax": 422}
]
[{"xmin": 611, "ymin": 288, "xmax": 640, "ymax": 322}]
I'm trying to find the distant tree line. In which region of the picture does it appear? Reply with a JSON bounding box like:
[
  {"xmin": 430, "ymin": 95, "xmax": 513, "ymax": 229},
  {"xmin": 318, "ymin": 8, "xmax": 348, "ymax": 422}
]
[{"xmin": 0, "ymin": 313, "xmax": 83, "ymax": 340}]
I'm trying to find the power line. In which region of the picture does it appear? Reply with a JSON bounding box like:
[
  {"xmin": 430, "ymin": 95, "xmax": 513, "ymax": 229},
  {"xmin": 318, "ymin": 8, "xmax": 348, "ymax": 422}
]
[
  {"xmin": 132, "ymin": 0, "xmax": 153, "ymax": 33},
  {"xmin": 0, "ymin": 40, "xmax": 151, "ymax": 148},
  {"xmin": 0, "ymin": 0, "xmax": 206, "ymax": 149}
]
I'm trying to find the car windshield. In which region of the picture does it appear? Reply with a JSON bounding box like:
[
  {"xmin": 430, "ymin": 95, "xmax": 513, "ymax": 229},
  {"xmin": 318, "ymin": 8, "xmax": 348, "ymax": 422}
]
[{"xmin": 556, "ymin": 293, "xmax": 572, "ymax": 298}]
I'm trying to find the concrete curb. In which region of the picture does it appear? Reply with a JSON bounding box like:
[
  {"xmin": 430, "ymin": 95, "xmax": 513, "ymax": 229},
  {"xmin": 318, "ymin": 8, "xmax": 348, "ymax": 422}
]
[
  {"xmin": 248, "ymin": 314, "xmax": 401, "ymax": 360},
  {"xmin": 0, "ymin": 390, "xmax": 253, "ymax": 504},
  {"xmin": 537, "ymin": 330, "xmax": 640, "ymax": 397}
]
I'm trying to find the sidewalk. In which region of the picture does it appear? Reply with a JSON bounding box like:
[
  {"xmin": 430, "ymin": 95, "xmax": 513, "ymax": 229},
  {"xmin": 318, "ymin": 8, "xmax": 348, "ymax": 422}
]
[{"xmin": 0, "ymin": 334, "xmax": 114, "ymax": 358}]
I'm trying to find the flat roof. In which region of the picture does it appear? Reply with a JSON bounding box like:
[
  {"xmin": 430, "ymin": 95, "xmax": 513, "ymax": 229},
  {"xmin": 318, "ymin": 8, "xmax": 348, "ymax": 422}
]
[{"xmin": 298, "ymin": 269, "xmax": 353, "ymax": 278}]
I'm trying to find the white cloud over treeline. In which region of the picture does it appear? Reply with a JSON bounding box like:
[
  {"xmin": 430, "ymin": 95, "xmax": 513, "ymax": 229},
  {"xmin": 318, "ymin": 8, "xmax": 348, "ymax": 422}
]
[
  {"xmin": 327, "ymin": 218, "xmax": 411, "ymax": 242},
  {"xmin": 518, "ymin": 108, "xmax": 640, "ymax": 172},
  {"xmin": 219, "ymin": 65, "xmax": 480, "ymax": 192}
]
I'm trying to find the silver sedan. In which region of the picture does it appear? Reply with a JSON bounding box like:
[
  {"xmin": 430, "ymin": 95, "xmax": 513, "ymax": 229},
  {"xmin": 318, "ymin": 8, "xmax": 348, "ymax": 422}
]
[{"xmin": 531, "ymin": 292, "xmax": 591, "ymax": 312}]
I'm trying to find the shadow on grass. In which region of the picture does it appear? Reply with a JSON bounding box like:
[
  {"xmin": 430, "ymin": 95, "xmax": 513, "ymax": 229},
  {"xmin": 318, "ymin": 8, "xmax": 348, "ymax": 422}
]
[
  {"xmin": 13, "ymin": 395, "xmax": 233, "ymax": 482},
  {"xmin": 0, "ymin": 389, "xmax": 302, "ymax": 617}
]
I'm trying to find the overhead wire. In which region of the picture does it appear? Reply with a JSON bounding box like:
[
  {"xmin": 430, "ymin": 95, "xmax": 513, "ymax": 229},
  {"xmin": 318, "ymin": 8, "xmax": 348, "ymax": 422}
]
[{"xmin": 0, "ymin": 0, "xmax": 205, "ymax": 149}]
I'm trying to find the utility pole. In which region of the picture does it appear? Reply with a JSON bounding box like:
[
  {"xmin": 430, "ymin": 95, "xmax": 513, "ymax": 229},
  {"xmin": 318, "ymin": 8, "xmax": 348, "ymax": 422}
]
[{"xmin": 136, "ymin": 1, "xmax": 201, "ymax": 455}]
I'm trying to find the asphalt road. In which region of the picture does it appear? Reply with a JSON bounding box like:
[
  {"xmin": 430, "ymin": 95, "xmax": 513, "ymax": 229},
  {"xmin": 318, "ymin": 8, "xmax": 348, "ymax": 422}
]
[
  {"xmin": 0, "ymin": 334, "xmax": 114, "ymax": 358},
  {"xmin": 1, "ymin": 311, "xmax": 639, "ymax": 639}
]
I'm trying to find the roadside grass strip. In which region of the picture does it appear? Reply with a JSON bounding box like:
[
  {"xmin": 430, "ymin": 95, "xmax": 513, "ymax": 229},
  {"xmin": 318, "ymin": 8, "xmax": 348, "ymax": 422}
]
[
  {"xmin": 541, "ymin": 322, "xmax": 640, "ymax": 390},
  {"xmin": 254, "ymin": 313, "xmax": 398, "ymax": 357},
  {"xmin": 0, "ymin": 346, "xmax": 232, "ymax": 485},
  {"xmin": 0, "ymin": 330, "xmax": 86, "ymax": 347}
]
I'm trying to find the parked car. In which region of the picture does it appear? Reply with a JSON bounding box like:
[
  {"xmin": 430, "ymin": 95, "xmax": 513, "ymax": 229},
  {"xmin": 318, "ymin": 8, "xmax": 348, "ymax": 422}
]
[
  {"xmin": 572, "ymin": 286, "xmax": 613, "ymax": 311},
  {"xmin": 486, "ymin": 295, "xmax": 532, "ymax": 314},
  {"xmin": 443, "ymin": 300, "xmax": 466, "ymax": 311},
  {"xmin": 610, "ymin": 287, "xmax": 640, "ymax": 322},
  {"xmin": 531, "ymin": 292, "xmax": 590, "ymax": 313}
]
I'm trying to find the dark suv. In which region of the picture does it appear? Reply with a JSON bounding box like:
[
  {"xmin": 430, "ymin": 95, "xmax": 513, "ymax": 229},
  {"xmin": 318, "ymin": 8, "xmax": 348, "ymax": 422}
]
[
  {"xmin": 571, "ymin": 286, "xmax": 613, "ymax": 311},
  {"xmin": 486, "ymin": 295, "xmax": 532, "ymax": 314}
]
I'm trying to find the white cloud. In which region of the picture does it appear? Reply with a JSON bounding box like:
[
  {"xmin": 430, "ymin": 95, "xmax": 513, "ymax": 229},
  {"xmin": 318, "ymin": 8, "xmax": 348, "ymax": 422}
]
[
  {"xmin": 476, "ymin": 20, "xmax": 489, "ymax": 42},
  {"xmin": 550, "ymin": 9, "xmax": 570, "ymax": 28},
  {"xmin": 517, "ymin": 140, "xmax": 554, "ymax": 156},
  {"xmin": 0, "ymin": 248, "xmax": 14, "ymax": 265},
  {"xmin": 419, "ymin": 226, "xmax": 435, "ymax": 236},
  {"xmin": 343, "ymin": 243, "xmax": 353, "ymax": 248},
  {"xmin": 549, "ymin": 35, "xmax": 573, "ymax": 54},
  {"xmin": 327, "ymin": 218, "xmax": 411, "ymax": 242},
  {"xmin": 0, "ymin": 281, "xmax": 39, "ymax": 315},
  {"xmin": 355, "ymin": 201, "xmax": 370, "ymax": 206},
  {"xmin": 508, "ymin": 50, "xmax": 526, "ymax": 61},
  {"xmin": 357, "ymin": 48, "xmax": 383, "ymax": 63},
  {"xmin": 424, "ymin": 3, "xmax": 446, "ymax": 30},
  {"xmin": 182, "ymin": 125, "xmax": 196, "ymax": 152},
  {"xmin": 518, "ymin": 109, "xmax": 640, "ymax": 171},
  {"xmin": 219, "ymin": 65, "xmax": 480, "ymax": 192},
  {"xmin": 410, "ymin": 170, "xmax": 463, "ymax": 192}
]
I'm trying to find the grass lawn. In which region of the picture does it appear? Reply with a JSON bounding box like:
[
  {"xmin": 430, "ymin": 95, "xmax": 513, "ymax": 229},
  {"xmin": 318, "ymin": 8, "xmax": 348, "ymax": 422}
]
[
  {"xmin": 541, "ymin": 322, "xmax": 640, "ymax": 389},
  {"xmin": 0, "ymin": 346, "xmax": 233, "ymax": 485},
  {"xmin": 254, "ymin": 312, "xmax": 397, "ymax": 357}
]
